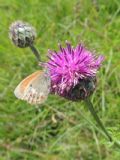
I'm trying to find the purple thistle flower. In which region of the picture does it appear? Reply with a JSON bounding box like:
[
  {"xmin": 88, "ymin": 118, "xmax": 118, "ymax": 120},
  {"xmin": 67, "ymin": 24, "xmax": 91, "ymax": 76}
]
[{"xmin": 47, "ymin": 42, "xmax": 104, "ymax": 101}]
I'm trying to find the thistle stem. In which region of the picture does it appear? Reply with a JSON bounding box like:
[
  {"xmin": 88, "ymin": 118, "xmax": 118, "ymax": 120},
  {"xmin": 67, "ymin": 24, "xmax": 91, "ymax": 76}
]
[
  {"xmin": 29, "ymin": 45, "xmax": 41, "ymax": 62},
  {"xmin": 85, "ymin": 98, "xmax": 112, "ymax": 142}
]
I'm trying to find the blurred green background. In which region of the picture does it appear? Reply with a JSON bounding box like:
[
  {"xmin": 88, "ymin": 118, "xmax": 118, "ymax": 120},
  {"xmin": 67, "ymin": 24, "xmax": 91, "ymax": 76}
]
[{"xmin": 0, "ymin": 0, "xmax": 120, "ymax": 159}]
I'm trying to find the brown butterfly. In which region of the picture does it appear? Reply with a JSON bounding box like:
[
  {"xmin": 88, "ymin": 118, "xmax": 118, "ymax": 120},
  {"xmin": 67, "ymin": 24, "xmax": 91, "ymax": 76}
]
[{"xmin": 14, "ymin": 69, "xmax": 50, "ymax": 104}]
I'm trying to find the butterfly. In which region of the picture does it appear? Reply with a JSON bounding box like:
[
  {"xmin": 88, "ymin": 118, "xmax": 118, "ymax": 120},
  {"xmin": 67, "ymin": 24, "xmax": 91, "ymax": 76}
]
[{"xmin": 14, "ymin": 68, "xmax": 51, "ymax": 105}]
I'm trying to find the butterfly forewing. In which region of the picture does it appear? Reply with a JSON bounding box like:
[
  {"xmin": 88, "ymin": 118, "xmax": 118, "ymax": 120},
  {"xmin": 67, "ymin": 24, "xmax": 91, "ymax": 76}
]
[{"xmin": 14, "ymin": 70, "xmax": 50, "ymax": 104}]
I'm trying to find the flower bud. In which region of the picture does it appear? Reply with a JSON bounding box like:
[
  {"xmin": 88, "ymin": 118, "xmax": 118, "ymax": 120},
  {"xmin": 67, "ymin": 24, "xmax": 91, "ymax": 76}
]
[{"xmin": 9, "ymin": 21, "xmax": 36, "ymax": 48}]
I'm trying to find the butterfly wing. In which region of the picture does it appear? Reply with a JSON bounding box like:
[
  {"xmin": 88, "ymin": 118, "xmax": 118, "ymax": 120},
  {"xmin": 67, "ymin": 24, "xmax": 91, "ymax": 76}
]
[{"xmin": 14, "ymin": 70, "xmax": 50, "ymax": 104}]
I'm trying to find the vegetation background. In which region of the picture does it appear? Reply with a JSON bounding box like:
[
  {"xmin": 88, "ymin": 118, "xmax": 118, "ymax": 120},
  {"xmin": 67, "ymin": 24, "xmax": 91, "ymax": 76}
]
[{"xmin": 0, "ymin": 0, "xmax": 120, "ymax": 159}]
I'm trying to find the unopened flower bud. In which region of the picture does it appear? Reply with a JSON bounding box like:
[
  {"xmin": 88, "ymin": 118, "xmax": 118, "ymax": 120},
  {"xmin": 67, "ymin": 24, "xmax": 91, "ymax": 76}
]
[{"xmin": 9, "ymin": 21, "xmax": 36, "ymax": 48}]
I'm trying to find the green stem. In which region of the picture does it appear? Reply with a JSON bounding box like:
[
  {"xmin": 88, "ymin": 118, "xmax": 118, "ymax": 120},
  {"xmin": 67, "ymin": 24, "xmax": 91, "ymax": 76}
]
[
  {"xmin": 85, "ymin": 98, "xmax": 112, "ymax": 142},
  {"xmin": 29, "ymin": 45, "xmax": 41, "ymax": 62}
]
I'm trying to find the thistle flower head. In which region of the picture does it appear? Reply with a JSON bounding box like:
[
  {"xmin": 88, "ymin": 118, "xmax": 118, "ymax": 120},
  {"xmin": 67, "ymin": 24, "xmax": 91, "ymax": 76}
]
[
  {"xmin": 9, "ymin": 20, "xmax": 36, "ymax": 48},
  {"xmin": 47, "ymin": 42, "xmax": 104, "ymax": 101}
]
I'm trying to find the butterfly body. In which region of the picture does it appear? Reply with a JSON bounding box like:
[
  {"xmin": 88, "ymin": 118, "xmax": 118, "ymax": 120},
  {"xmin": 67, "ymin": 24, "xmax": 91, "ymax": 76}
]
[{"xmin": 14, "ymin": 70, "xmax": 50, "ymax": 104}]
